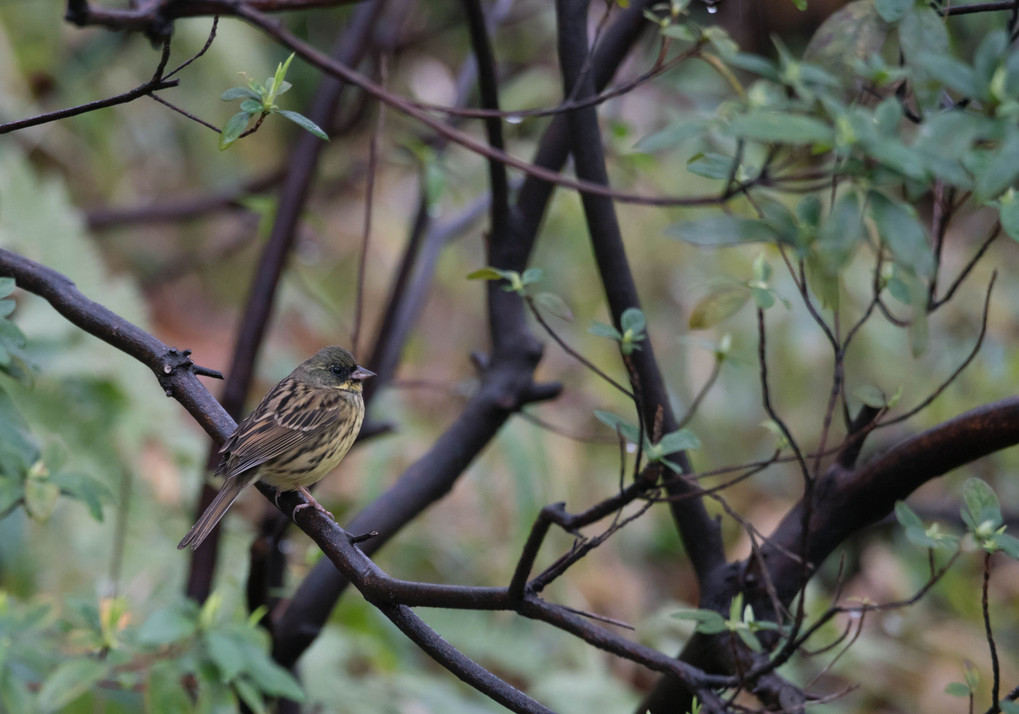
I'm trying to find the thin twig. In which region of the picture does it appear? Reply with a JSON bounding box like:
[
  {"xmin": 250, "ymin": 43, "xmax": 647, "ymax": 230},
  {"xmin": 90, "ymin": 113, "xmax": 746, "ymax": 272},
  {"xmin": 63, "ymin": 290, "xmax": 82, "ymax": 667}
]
[
  {"xmin": 525, "ymin": 296, "xmax": 634, "ymax": 398},
  {"xmin": 983, "ymin": 552, "xmax": 1001, "ymax": 713},
  {"xmin": 352, "ymin": 58, "xmax": 386, "ymax": 357},
  {"xmin": 882, "ymin": 271, "xmax": 996, "ymax": 427}
]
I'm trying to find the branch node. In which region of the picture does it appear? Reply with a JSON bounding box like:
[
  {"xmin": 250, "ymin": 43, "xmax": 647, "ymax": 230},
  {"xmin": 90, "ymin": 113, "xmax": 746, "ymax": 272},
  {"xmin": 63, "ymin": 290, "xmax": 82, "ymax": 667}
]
[{"xmin": 350, "ymin": 530, "xmax": 379, "ymax": 545}]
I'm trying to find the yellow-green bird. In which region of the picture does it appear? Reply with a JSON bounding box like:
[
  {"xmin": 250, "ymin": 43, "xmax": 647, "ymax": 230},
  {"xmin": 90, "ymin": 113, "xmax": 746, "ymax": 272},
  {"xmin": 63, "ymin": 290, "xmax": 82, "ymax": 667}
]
[{"xmin": 178, "ymin": 346, "xmax": 374, "ymax": 550}]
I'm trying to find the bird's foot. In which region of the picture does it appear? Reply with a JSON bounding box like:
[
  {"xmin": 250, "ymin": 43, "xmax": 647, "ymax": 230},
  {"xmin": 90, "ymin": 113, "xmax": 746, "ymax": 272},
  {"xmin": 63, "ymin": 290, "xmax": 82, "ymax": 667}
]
[{"xmin": 291, "ymin": 486, "xmax": 335, "ymax": 522}]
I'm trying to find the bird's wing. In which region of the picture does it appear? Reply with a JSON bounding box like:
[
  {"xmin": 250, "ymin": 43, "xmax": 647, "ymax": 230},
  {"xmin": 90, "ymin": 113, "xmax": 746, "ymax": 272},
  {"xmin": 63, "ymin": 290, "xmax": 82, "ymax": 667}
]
[{"xmin": 216, "ymin": 379, "xmax": 358, "ymax": 478}]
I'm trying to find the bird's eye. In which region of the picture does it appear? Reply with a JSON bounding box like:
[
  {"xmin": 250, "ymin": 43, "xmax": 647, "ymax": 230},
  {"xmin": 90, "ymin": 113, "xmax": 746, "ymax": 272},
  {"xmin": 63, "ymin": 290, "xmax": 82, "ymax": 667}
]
[{"xmin": 330, "ymin": 364, "xmax": 344, "ymax": 376}]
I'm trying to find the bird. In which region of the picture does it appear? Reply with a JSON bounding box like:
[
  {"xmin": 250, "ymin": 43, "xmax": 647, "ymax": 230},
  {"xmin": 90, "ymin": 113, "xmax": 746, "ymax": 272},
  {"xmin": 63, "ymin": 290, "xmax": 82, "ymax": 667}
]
[{"xmin": 178, "ymin": 346, "xmax": 374, "ymax": 550}]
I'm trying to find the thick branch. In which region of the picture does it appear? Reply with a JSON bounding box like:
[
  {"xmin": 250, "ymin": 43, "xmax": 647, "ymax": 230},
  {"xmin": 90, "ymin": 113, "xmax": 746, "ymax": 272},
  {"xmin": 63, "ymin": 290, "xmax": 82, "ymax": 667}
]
[
  {"xmin": 758, "ymin": 396, "xmax": 1019, "ymax": 602},
  {"xmin": 555, "ymin": 0, "xmax": 724, "ymax": 584},
  {"xmin": 0, "ymin": 249, "xmax": 230, "ymax": 439}
]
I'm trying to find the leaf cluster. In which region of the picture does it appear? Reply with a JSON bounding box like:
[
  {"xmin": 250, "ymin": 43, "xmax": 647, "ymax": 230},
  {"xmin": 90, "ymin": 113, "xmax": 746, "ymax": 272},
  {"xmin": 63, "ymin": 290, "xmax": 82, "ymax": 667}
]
[
  {"xmin": 219, "ymin": 53, "xmax": 328, "ymax": 150},
  {"xmin": 0, "ymin": 590, "xmax": 302, "ymax": 713}
]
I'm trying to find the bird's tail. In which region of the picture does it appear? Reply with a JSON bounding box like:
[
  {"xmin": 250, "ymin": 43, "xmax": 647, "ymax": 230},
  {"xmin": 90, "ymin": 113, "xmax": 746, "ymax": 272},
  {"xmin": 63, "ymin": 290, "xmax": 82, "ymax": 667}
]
[{"xmin": 177, "ymin": 475, "xmax": 252, "ymax": 550}]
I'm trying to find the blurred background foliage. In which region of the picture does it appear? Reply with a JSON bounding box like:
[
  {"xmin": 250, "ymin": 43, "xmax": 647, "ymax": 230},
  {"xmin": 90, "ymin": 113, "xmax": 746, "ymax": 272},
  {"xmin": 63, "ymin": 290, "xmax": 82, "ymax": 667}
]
[{"xmin": 0, "ymin": 0, "xmax": 1017, "ymax": 712}]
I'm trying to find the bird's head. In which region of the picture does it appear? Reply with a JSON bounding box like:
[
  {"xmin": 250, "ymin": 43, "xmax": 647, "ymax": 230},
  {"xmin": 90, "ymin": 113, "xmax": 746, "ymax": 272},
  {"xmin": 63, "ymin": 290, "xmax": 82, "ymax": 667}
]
[{"xmin": 292, "ymin": 346, "xmax": 375, "ymax": 392}]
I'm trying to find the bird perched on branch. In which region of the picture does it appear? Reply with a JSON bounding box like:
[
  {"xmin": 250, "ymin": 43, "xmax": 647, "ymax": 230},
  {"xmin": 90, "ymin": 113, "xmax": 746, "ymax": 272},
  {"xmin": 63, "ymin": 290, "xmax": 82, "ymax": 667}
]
[{"xmin": 178, "ymin": 346, "xmax": 374, "ymax": 550}]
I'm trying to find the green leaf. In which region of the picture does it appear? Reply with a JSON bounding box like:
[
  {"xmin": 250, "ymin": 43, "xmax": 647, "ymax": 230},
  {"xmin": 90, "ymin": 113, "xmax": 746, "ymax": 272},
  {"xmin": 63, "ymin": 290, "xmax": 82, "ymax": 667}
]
[
  {"xmin": 593, "ymin": 410, "xmax": 640, "ymax": 443},
  {"xmin": 687, "ymin": 153, "xmax": 738, "ymax": 180},
  {"xmin": 245, "ymin": 653, "xmax": 305, "ymax": 701},
  {"xmin": 620, "ymin": 308, "xmax": 645, "ymax": 334},
  {"xmin": 994, "ymin": 532, "xmax": 1019, "ymax": 560},
  {"xmin": 1001, "ymin": 700, "xmax": 1019, "ymax": 714},
  {"xmin": 726, "ymin": 111, "xmax": 834, "ymax": 145},
  {"xmin": 50, "ymin": 471, "xmax": 112, "ymax": 521},
  {"xmin": 588, "ymin": 321, "xmax": 622, "ymax": 340},
  {"xmin": 894, "ymin": 500, "xmax": 922, "ymax": 529},
  {"xmin": 964, "ymin": 662, "xmax": 980, "ymax": 690},
  {"xmin": 233, "ymin": 677, "xmax": 267, "ymax": 714},
  {"xmin": 805, "ymin": 0, "xmax": 891, "ymax": 87},
  {"xmin": 760, "ymin": 419, "xmax": 790, "ymax": 449},
  {"xmin": 661, "ymin": 24, "xmax": 696, "ymax": 42},
  {"xmin": 268, "ymin": 53, "xmax": 296, "ymax": 101},
  {"xmin": 895, "ymin": 501, "xmax": 958, "ymax": 549},
  {"xmin": 944, "ymin": 682, "xmax": 970, "ymax": 697},
  {"xmin": 239, "ymin": 99, "xmax": 263, "ymax": 114},
  {"xmin": 666, "ymin": 214, "xmax": 781, "ymax": 246},
  {"xmin": 146, "ymin": 662, "xmax": 192, "ymax": 714},
  {"xmin": 703, "ymin": 26, "xmax": 739, "ymax": 60},
  {"xmin": 219, "ymin": 111, "xmax": 253, "ymax": 150},
  {"xmin": 874, "ymin": 0, "xmax": 912, "ymax": 23},
  {"xmin": 532, "ymin": 292, "xmax": 574, "ymax": 321},
  {"xmin": 633, "ymin": 118, "xmax": 711, "ymax": 153},
  {"xmin": 204, "ymin": 628, "xmax": 248, "ymax": 682},
  {"xmin": 864, "ymin": 137, "xmax": 928, "ymax": 181},
  {"xmin": 796, "ymin": 195, "xmax": 821, "ymax": 228},
  {"xmin": 656, "ymin": 429, "xmax": 701, "ymax": 452},
  {"xmin": 220, "ymin": 86, "xmax": 261, "ymax": 101},
  {"xmin": 0, "ymin": 670, "xmax": 33, "ymax": 714},
  {"xmin": 961, "ymin": 477, "xmax": 1003, "ymax": 536},
  {"xmin": 0, "ymin": 278, "xmax": 14, "ymax": 298},
  {"xmin": 521, "ymin": 267, "xmax": 544, "ymax": 286},
  {"xmin": 0, "ymin": 476, "xmax": 24, "ymax": 516},
  {"xmin": 277, "ymin": 111, "xmax": 329, "ymax": 141},
  {"xmin": 736, "ymin": 627, "xmax": 763, "ymax": 652},
  {"xmin": 728, "ymin": 53, "xmax": 781, "ymax": 81},
  {"xmin": 466, "ymin": 267, "xmax": 508, "ymax": 281},
  {"xmin": 854, "ymin": 384, "xmax": 887, "ymax": 408},
  {"xmin": 914, "ymin": 53, "xmax": 976, "ymax": 96},
  {"xmin": 973, "ymin": 30, "xmax": 1008, "ymax": 100},
  {"xmin": 671, "ymin": 609, "xmax": 727, "ymax": 634},
  {"xmin": 975, "ymin": 133, "xmax": 1019, "ymax": 202},
  {"xmin": 24, "ymin": 475, "xmax": 59, "ymax": 521},
  {"xmin": 38, "ymin": 658, "xmax": 108, "ymax": 712},
  {"xmin": 752, "ymin": 253, "xmax": 772, "ymax": 283},
  {"xmin": 898, "ymin": 4, "xmax": 951, "ymax": 112},
  {"xmin": 814, "ymin": 192, "xmax": 865, "ymax": 274},
  {"xmin": 867, "ymin": 191, "xmax": 934, "ymax": 276},
  {"xmin": 997, "ymin": 189, "xmax": 1019, "ymax": 240},
  {"xmin": 137, "ymin": 600, "xmax": 200, "ymax": 646},
  {"xmin": 688, "ymin": 285, "xmax": 751, "ymax": 330},
  {"xmin": 750, "ymin": 287, "xmax": 775, "ymax": 309}
]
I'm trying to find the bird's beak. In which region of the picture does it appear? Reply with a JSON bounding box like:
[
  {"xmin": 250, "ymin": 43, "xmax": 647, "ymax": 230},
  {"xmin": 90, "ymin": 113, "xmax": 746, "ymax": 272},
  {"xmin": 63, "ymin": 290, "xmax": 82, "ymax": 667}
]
[{"xmin": 351, "ymin": 366, "xmax": 376, "ymax": 381}]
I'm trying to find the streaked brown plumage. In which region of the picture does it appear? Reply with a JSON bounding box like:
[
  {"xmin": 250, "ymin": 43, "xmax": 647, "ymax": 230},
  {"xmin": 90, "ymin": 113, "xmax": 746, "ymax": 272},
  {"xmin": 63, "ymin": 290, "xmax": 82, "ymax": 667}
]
[{"xmin": 178, "ymin": 346, "xmax": 374, "ymax": 550}]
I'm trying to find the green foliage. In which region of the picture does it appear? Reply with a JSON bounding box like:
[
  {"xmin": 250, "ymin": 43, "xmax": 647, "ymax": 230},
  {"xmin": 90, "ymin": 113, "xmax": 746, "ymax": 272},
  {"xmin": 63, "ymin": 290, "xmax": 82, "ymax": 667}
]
[
  {"xmin": 852, "ymin": 383, "xmax": 901, "ymax": 410},
  {"xmin": 960, "ymin": 478, "xmax": 1019, "ymax": 558},
  {"xmin": 0, "ymin": 590, "xmax": 303, "ymax": 713},
  {"xmin": 897, "ymin": 478, "xmax": 1019, "ymax": 567},
  {"xmin": 594, "ymin": 410, "xmax": 699, "ymax": 471},
  {"xmin": 587, "ymin": 307, "xmax": 647, "ymax": 356},
  {"xmin": 687, "ymin": 253, "xmax": 786, "ymax": 329},
  {"xmin": 671, "ymin": 593, "xmax": 780, "ymax": 653},
  {"xmin": 688, "ymin": 284, "xmax": 750, "ymax": 330},
  {"xmin": 219, "ymin": 53, "xmax": 328, "ymax": 150},
  {"xmin": 894, "ymin": 501, "xmax": 959, "ymax": 551},
  {"xmin": 467, "ymin": 266, "xmax": 544, "ymax": 294},
  {"xmin": 0, "ymin": 282, "xmax": 113, "ymax": 523},
  {"xmin": 944, "ymin": 661, "xmax": 979, "ymax": 699}
]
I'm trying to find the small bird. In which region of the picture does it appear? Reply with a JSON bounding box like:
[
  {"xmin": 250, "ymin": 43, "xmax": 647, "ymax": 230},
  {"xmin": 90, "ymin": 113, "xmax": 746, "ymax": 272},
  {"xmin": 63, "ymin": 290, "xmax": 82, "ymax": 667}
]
[{"xmin": 178, "ymin": 346, "xmax": 374, "ymax": 550}]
